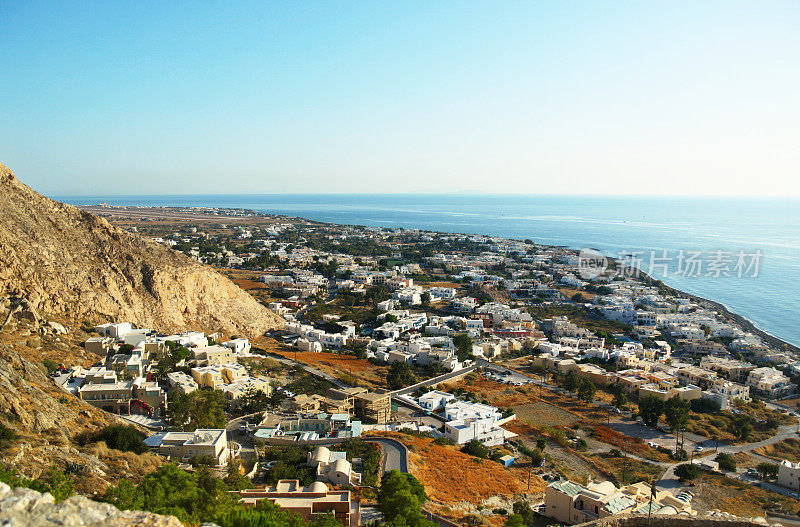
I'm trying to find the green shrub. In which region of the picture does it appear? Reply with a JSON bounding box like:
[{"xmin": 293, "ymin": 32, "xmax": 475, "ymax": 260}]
[
  {"xmin": 0, "ymin": 423, "xmax": 18, "ymax": 449},
  {"xmin": 461, "ymin": 439, "xmax": 489, "ymax": 459},
  {"xmin": 716, "ymin": 452, "xmax": 736, "ymax": 472},
  {"xmin": 94, "ymin": 424, "xmax": 149, "ymax": 454},
  {"xmin": 674, "ymin": 463, "xmax": 699, "ymax": 481},
  {"xmin": 42, "ymin": 359, "xmax": 58, "ymax": 374}
]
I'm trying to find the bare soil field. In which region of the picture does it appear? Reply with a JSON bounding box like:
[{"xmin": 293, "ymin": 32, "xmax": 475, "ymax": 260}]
[{"xmin": 514, "ymin": 401, "xmax": 580, "ymax": 428}]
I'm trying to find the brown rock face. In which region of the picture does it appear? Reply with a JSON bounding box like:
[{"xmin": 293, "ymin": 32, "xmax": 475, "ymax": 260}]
[{"xmin": 0, "ymin": 161, "xmax": 282, "ymax": 338}]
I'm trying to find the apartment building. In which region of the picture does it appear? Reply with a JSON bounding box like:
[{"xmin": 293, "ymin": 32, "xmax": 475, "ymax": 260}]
[
  {"xmin": 192, "ymin": 344, "xmax": 236, "ymax": 367},
  {"xmin": 699, "ymin": 356, "xmax": 756, "ymax": 382},
  {"xmin": 747, "ymin": 367, "xmax": 794, "ymax": 398},
  {"xmin": 78, "ymin": 376, "xmax": 166, "ymax": 417}
]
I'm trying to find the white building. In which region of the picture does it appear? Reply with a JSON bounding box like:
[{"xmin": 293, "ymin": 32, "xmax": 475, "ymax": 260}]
[{"xmin": 746, "ymin": 367, "xmax": 793, "ymax": 398}]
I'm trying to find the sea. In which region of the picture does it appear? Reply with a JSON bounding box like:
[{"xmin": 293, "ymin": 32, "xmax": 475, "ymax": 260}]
[{"xmin": 54, "ymin": 194, "xmax": 800, "ymax": 348}]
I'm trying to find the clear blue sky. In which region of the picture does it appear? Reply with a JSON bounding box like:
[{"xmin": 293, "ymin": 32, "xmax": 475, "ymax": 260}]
[{"xmin": 2, "ymin": 1, "xmax": 798, "ymax": 196}]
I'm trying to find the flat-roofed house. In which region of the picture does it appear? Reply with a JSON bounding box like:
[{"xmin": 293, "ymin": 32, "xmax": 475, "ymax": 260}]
[
  {"xmin": 84, "ymin": 336, "xmax": 116, "ymax": 356},
  {"xmin": 235, "ymin": 480, "xmax": 360, "ymax": 527},
  {"xmin": 192, "ymin": 344, "xmax": 236, "ymax": 367},
  {"xmin": 145, "ymin": 428, "xmax": 231, "ymax": 466},
  {"xmin": 546, "ymin": 479, "xmax": 694, "ymax": 525}
]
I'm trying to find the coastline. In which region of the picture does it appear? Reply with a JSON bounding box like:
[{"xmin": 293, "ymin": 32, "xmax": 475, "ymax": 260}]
[
  {"xmin": 78, "ymin": 202, "xmax": 799, "ymax": 354},
  {"xmin": 637, "ymin": 273, "xmax": 799, "ymax": 355}
]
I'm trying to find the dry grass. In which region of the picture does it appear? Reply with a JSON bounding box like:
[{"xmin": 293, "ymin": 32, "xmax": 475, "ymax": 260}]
[
  {"xmin": 687, "ymin": 402, "xmax": 795, "ymax": 444},
  {"xmin": 514, "ymin": 401, "xmax": 580, "ymax": 427},
  {"xmin": 691, "ymin": 472, "xmax": 799, "ymax": 516},
  {"xmin": 376, "ymin": 432, "xmax": 543, "ymax": 505},
  {"xmin": 273, "ymin": 349, "xmax": 389, "ymax": 388},
  {"xmin": 593, "ymin": 426, "xmax": 671, "ymax": 463},
  {"xmin": 755, "ymin": 438, "xmax": 800, "ymax": 462},
  {"xmin": 589, "ymin": 452, "xmax": 664, "ymax": 484}
]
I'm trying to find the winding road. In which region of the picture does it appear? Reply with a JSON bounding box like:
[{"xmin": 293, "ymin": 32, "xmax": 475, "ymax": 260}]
[{"xmin": 366, "ymin": 437, "xmax": 409, "ymax": 473}]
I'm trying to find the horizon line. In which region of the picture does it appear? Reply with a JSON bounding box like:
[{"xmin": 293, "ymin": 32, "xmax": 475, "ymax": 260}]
[{"xmin": 49, "ymin": 191, "xmax": 800, "ymax": 200}]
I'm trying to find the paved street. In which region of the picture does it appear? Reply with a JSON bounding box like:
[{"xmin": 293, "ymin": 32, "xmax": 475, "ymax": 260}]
[{"xmin": 366, "ymin": 437, "xmax": 409, "ymax": 473}]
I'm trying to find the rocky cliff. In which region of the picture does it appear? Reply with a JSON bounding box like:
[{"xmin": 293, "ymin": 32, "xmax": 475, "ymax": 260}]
[{"xmin": 0, "ymin": 161, "xmax": 282, "ymax": 338}]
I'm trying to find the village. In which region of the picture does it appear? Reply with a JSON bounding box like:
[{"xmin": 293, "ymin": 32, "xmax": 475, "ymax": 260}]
[{"xmin": 51, "ymin": 206, "xmax": 800, "ymax": 527}]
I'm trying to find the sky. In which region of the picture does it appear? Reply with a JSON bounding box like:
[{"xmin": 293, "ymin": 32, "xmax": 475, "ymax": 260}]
[{"xmin": 1, "ymin": 1, "xmax": 799, "ymax": 196}]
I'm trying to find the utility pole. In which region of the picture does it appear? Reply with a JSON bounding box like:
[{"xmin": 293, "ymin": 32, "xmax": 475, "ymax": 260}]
[{"xmin": 646, "ymin": 479, "xmax": 656, "ymax": 527}]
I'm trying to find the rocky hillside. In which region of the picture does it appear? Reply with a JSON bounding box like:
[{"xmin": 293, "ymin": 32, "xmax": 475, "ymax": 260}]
[
  {"xmin": 0, "ymin": 483, "xmax": 183, "ymax": 526},
  {"xmin": 0, "ymin": 161, "xmax": 282, "ymax": 338}
]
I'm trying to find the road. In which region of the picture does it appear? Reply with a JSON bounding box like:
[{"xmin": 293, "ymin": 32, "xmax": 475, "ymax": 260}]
[
  {"xmin": 392, "ymin": 363, "xmax": 479, "ymax": 396},
  {"xmin": 366, "ymin": 437, "xmax": 409, "ymax": 473}
]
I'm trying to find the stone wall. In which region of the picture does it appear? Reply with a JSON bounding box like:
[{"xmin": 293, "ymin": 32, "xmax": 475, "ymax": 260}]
[{"xmin": 574, "ymin": 514, "xmax": 771, "ymax": 527}]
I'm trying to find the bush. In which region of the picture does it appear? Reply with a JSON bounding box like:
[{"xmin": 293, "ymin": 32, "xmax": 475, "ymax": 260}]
[
  {"xmin": 94, "ymin": 425, "xmax": 149, "ymax": 454},
  {"xmin": 670, "ymin": 449, "xmax": 688, "ymax": 461},
  {"xmin": 0, "ymin": 423, "xmax": 18, "ymax": 449},
  {"xmin": 0, "ymin": 465, "xmax": 74, "ymax": 503},
  {"xmin": 674, "ymin": 463, "xmax": 699, "ymax": 481},
  {"xmin": 42, "ymin": 359, "xmax": 58, "ymax": 374},
  {"xmin": 433, "ymin": 437, "xmax": 455, "ymax": 446},
  {"xmin": 716, "ymin": 452, "xmax": 736, "ymax": 472},
  {"xmin": 461, "ymin": 439, "xmax": 489, "ymax": 459}
]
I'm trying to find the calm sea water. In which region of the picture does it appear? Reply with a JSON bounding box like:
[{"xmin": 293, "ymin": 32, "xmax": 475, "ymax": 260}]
[{"xmin": 55, "ymin": 194, "xmax": 800, "ymax": 347}]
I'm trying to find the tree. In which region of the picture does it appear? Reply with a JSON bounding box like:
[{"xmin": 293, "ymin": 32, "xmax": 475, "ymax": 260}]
[
  {"xmin": 504, "ymin": 514, "xmax": 525, "ymax": 527},
  {"xmin": 453, "ymin": 334, "xmax": 475, "ymax": 362},
  {"xmin": 729, "ymin": 415, "xmax": 753, "ymax": 441},
  {"xmin": 236, "ymin": 388, "xmax": 272, "ymax": 416},
  {"xmin": 674, "ymin": 463, "xmax": 699, "ymax": 481},
  {"xmin": 715, "ymin": 452, "xmax": 736, "ymax": 472},
  {"xmin": 527, "ymin": 448, "xmax": 544, "ymax": 466},
  {"xmin": 512, "ymin": 501, "xmax": 535, "ymax": 525},
  {"xmin": 664, "ymin": 395, "xmax": 689, "ymax": 431},
  {"xmin": 378, "ymin": 470, "xmax": 432, "ymax": 527},
  {"xmin": 168, "ymin": 390, "xmax": 227, "ymax": 431},
  {"xmin": 757, "ymin": 462, "xmax": 779, "ymax": 480},
  {"xmin": 536, "ymin": 438, "xmax": 547, "ymax": 452},
  {"xmin": 387, "ymin": 361, "xmax": 417, "ymax": 390},
  {"xmin": 577, "ymin": 379, "xmax": 596, "ymax": 402},
  {"xmin": 664, "ymin": 394, "xmax": 690, "ymax": 454},
  {"xmin": 421, "ymin": 291, "xmax": 431, "ymax": 307},
  {"xmin": 612, "ymin": 390, "xmax": 628, "ymax": 409},
  {"xmin": 223, "ymin": 459, "xmax": 253, "ymax": 491},
  {"xmin": 638, "ymin": 395, "xmax": 665, "ymax": 427},
  {"xmin": 562, "ymin": 370, "xmax": 579, "ymax": 392},
  {"xmin": 610, "ymin": 384, "xmax": 628, "ymax": 409}
]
